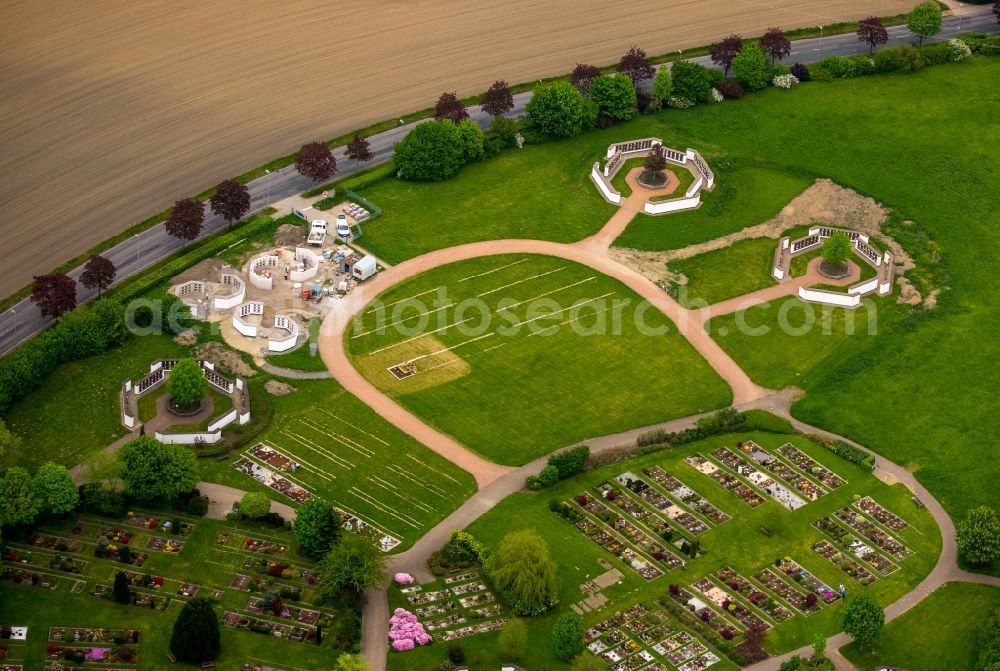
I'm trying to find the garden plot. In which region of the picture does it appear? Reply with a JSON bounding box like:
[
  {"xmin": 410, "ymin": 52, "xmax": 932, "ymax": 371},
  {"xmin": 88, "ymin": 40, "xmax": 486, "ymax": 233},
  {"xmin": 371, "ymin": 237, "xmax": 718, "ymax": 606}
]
[
  {"xmin": 854, "ymin": 496, "xmax": 909, "ymax": 531},
  {"xmin": 712, "ymin": 567, "xmax": 794, "ymax": 624},
  {"xmin": 584, "ymin": 601, "xmax": 723, "ymax": 671},
  {"xmin": 771, "ymin": 558, "xmax": 841, "ymax": 604},
  {"xmin": 665, "ymin": 584, "xmax": 743, "ymax": 639},
  {"xmin": 400, "ymin": 573, "xmax": 507, "ymax": 642},
  {"xmin": 751, "ymin": 566, "xmax": 822, "ymax": 615},
  {"xmin": 46, "ymin": 627, "xmax": 140, "ymax": 667},
  {"xmin": 684, "ymin": 455, "xmax": 765, "ymax": 507},
  {"xmin": 776, "ymin": 443, "xmax": 846, "ymax": 490},
  {"xmin": 833, "ymin": 506, "xmax": 910, "ymax": 560},
  {"xmin": 601, "ymin": 479, "xmax": 708, "ymax": 539},
  {"xmin": 691, "ymin": 578, "xmax": 771, "ymax": 632},
  {"xmin": 738, "ymin": 441, "xmax": 828, "ymax": 502},
  {"xmin": 631, "ymin": 468, "xmax": 731, "ymax": 526},
  {"xmin": 813, "ymin": 518, "xmax": 900, "ymax": 577},
  {"xmin": 347, "ymin": 254, "xmax": 731, "ymax": 465},
  {"xmin": 710, "ymin": 446, "xmax": 806, "ymax": 511},
  {"xmin": 811, "ymin": 539, "xmax": 878, "ymax": 585}
]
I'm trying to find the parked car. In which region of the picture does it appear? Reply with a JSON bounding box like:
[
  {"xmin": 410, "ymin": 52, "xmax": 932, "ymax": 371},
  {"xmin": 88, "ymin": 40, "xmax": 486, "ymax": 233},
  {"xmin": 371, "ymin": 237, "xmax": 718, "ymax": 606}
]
[{"xmin": 336, "ymin": 213, "xmax": 350, "ymax": 239}]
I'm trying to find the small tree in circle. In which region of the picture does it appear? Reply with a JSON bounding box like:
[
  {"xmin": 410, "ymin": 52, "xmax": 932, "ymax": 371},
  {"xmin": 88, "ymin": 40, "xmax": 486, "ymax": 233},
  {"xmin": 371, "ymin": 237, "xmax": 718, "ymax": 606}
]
[
  {"xmin": 481, "ymin": 80, "xmax": 514, "ymax": 117},
  {"xmin": 821, "ymin": 232, "xmax": 853, "ymax": 269},
  {"xmin": 239, "ymin": 491, "xmax": 270, "ymax": 521},
  {"xmin": 113, "ymin": 570, "xmax": 132, "ymax": 604},
  {"xmin": 295, "ymin": 141, "xmax": 337, "ymax": 182},
  {"xmin": 346, "ymin": 134, "xmax": 373, "ymax": 163},
  {"xmin": 570, "ymin": 63, "xmax": 601, "ymax": 95},
  {"xmin": 80, "ymin": 255, "xmax": 116, "ymax": 296},
  {"xmin": 957, "ymin": 505, "xmax": 1000, "ymax": 564},
  {"xmin": 164, "ymin": 198, "xmax": 204, "ymax": 241},
  {"xmin": 167, "ymin": 358, "xmax": 207, "ymax": 410},
  {"xmin": 759, "ymin": 27, "xmax": 791, "ymax": 64},
  {"xmin": 906, "ymin": 2, "xmax": 942, "ymax": 46},
  {"xmin": 170, "ymin": 597, "xmax": 221, "ymax": 664},
  {"xmin": 434, "ymin": 91, "xmax": 469, "ymax": 123},
  {"xmin": 617, "ymin": 45, "xmax": 655, "ymax": 85},
  {"xmin": 209, "ymin": 179, "xmax": 251, "ymax": 226},
  {"xmin": 842, "ymin": 595, "xmax": 884, "ymax": 651},
  {"xmin": 709, "ymin": 34, "xmax": 744, "ymax": 75},
  {"xmin": 857, "ymin": 16, "xmax": 889, "ymax": 53},
  {"xmin": 30, "ymin": 273, "xmax": 77, "ymax": 318},
  {"xmin": 642, "ymin": 144, "xmax": 669, "ymax": 186}
]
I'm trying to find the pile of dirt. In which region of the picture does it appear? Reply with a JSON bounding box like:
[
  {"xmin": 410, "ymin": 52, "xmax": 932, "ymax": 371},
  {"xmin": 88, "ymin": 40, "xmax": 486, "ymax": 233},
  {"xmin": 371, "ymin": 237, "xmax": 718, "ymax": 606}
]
[
  {"xmin": 265, "ymin": 380, "xmax": 296, "ymax": 396},
  {"xmin": 173, "ymin": 329, "xmax": 199, "ymax": 346},
  {"xmin": 171, "ymin": 257, "xmax": 226, "ymax": 285},
  {"xmin": 274, "ymin": 223, "xmax": 306, "ymax": 247},
  {"xmin": 194, "ymin": 342, "xmax": 255, "ymax": 377}
]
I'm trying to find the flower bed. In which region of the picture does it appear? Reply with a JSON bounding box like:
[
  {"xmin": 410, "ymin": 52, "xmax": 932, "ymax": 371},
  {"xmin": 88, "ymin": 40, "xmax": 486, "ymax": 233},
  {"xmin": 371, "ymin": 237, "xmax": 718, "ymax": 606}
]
[
  {"xmin": 2, "ymin": 568, "xmax": 59, "ymax": 589},
  {"xmin": 666, "ymin": 585, "xmax": 742, "ymax": 637},
  {"xmin": 222, "ymin": 612, "xmax": 313, "ymax": 643},
  {"xmin": 776, "ymin": 443, "xmax": 846, "ymax": 489},
  {"xmin": 233, "ymin": 456, "xmax": 314, "ymax": 505},
  {"xmin": 711, "ymin": 447, "xmax": 806, "ymax": 511},
  {"xmin": 772, "ymin": 558, "xmax": 839, "ymax": 603},
  {"xmin": 144, "ymin": 536, "xmax": 183, "ymax": 553},
  {"xmin": 835, "ymin": 506, "xmax": 911, "ymax": 559},
  {"xmin": 44, "ymin": 643, "xmax": 139, "ymax": 666},
  {"xmin": 388, "ymin": 608, "xmax": 431, "ymax": 651},
  {"xmin": 811, "ymin": 540, "xmax": 878, "ymax": 584},
  {"xmin": 713, "ymin": 567, "xmax": 793, "ymax": 623},
  {"xmin": 683, "ymin": 456, "xmax": 764, "ymax": 507},
  {"xmin": 48, "ymin": 628, "xmax": 139, "ymax": 644},
  {"xmin": 752, "ymin": 567, "xmax": 820, "ymax": 615},
  {"xmin": 124, "ymin": 512, "xmax": 194, "ymax": 536},
  {"xmin": 25, "ymin": 534, "xmax": 83, "ymax": 554},
  {"xmin": 612, "ymin": 475, "xmax": 710, "ymax": 536},
  {"xmin": 640, "ymin": 467, "xmax": 731, "ymax": 525},
  {"xmin": 692, "ymin": 578, "xmax": 771, "ymax": 631},
  {"xmin": 443, "ymin": 571, "xmax": 478, "ymax": 585},
  {"xmin": 438, "ymin": 618, "xmax": 506, "ymax": 641},
  {"xmin": 424, "ymin": 614, "xmax": 465, "ymax": 631},
  {"xmin": 242, "ymin": 536, "xmax": 287, "ymax": 556},
  {"xmin": 585, "ymin": 493, "xmax": 684, "ymax": 570},
  {"xmin": 739, "ymin": 441, "xmax": 828, "ymax": 501},
  {"xmin": 242, "ymin": 556, "xmax": 318, "ymax": 587},
  {"xmin": 854, "ymin": 496, "xmax": 909, "ymax": 530},
  {"xmin": 96, "ymin": 526, "xmax": 131, "ymax": 545},
  {"xmin": 814, "ymin": 519, "xmax": 899, "ymax": 576},
  {"xmin": 245, "ymin": 597, "xmax": 324, "ymax": 625}
]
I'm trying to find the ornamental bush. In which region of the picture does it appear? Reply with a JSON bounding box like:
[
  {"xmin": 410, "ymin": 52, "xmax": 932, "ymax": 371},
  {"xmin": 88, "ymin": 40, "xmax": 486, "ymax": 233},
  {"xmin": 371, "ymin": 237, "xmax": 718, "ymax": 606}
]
[
  {"xmin": 588, "ymin": 74, "xmax": 637, "ymax": 122},
  {"xmin": 394, "ymin": 120, "xmax": 465, "ymax": 181},
  {"xmin": 669, "ymin": 61, "xmax": 713, "ymax": 104},
  {"xmin": 170, "ymin": 598, "xmax": 221, "ymax": 664},
  {"xmin": 947, "ymin": 38, "xmax": 972, "ymax": 62},
  {"xmin": 525, "ymin": 81, "xmax": 590, "ymax": 138},
  {"xmin": 772, "ymin": 74, "xmax": 799, "ymax": 89},
  {"xmin": 731, "ymin": 42, "xmax": 771, "ymax": 92}
]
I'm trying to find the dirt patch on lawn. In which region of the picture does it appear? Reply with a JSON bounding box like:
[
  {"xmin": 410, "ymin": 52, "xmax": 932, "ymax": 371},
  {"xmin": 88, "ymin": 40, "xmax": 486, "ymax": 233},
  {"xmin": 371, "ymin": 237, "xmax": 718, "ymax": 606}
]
[
  {"xmin": 171, "ymin": 257, "xmax": 226, "ymax": 285},
  {"xmin": 273, "ymin": 223, "xmax": 307, "ymax": 248},
  {"xmin": 264, "ymin": 380, "xmax": 297, "ymax": 396},
  {"xmin": 352, "ymin": 334, "xmax": 472, "ymax": 395},
  {"xmin": 610, "ymin": 178, "xmax": 916, "ymax": 287},
  {"xmin": 194, "ymin": 341, "xmax": 256, "ymax": 377}
]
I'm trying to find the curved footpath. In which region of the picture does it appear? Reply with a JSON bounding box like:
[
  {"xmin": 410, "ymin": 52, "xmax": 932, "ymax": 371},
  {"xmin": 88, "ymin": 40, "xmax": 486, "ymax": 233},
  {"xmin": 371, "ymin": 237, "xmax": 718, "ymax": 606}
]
[{"xmin": 313, "ymin": 174, "xmax": 1000, "ymax": 671}]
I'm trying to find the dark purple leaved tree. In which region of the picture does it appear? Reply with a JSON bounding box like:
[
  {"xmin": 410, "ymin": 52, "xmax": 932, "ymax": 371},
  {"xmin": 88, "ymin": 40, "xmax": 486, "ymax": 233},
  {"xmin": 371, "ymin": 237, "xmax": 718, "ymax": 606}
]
[
  {"xmin": 31, "ymin": 274, "xmax": 77, "ymax": 318},
  {"xmin": 481, "ymin": 80, "xmax": 513, "ymax": 117},
  {"xmin": 857, "ymin": 16, "xmax": 889, "ymax": 53},
  {"xmin": 709, "ymin": 35, "xmax": 743, "ymax": 75},
  {"xmin": 617, "ymin": 46, "xmax": 654, "ymax": 85},
  {"xmin": 434, "ymin": 92, "xmax": 469, "ymax": 123}
]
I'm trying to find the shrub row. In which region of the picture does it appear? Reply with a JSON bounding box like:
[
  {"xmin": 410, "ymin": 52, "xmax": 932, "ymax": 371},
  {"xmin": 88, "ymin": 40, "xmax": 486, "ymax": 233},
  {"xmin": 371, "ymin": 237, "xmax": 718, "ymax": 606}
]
[
  {"xmin": 961, "ymin": 32, "xmax": 1000, "ymax": 56},
  {"xmin": 808, "ymin": 39, "xmax": 971, "ymax": 81},
  {"xmin": 807, "ymin": 436, "xmax": 876, "ymax": 470},
  {"xmin": 525, "ymin": 445, "xmax": 590, "ymax": 490}
]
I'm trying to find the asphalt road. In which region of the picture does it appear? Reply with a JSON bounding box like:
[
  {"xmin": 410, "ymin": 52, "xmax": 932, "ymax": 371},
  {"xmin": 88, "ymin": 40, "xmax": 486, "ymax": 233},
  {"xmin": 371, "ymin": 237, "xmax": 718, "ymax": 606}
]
[{"xmin": 0, "ymin": 9, "xmax": 995, "ymax": 357}]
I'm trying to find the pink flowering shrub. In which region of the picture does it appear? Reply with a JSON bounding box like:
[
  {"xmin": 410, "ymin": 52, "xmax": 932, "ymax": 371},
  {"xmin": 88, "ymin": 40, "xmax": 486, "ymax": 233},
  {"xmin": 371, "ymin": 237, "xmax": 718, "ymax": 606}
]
[
  {"xmin": 387, "ymin": 608, "xmax": 431, "ymax": 651},
  {"xmin": 394, "ymin": 573, "xmax": 414, "ymax": 585}
]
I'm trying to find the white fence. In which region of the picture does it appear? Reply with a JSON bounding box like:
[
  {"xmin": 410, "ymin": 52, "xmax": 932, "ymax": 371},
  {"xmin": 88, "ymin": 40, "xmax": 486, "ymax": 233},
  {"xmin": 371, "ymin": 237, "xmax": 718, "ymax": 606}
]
[
  {"xmin": 644, "ymin": 194, "xmax": 701, "ymax": 215},
  {"xmin": 685, "ymin": 176, "xmax": 703, "ymax": 199},
  {"xmin": 591, "ymin": 164, "xmax": 621, "ymax": 204},
  {"xmin": 268, "ymin": 315, "xmax": 299, "ymax": 352},
  {"xmin": 214, "ymin": 273, "xmax": 245, "ymax": 310},
  {"xmin": 290, "ymin": 248, "xmax": 320, "ymax": 283},
  {"xmin": 207, "ymin": 408, "xmax": 238, "ymax": 433},
  {"xmin": 155, "ymin": 430, "xmax": 222, "ymax": 445},
  {"xmin": 249, "ymin": 254, "xmax": 279, "ymax": 290},
  {"xmin": 849, "ymin": 278, "xmax": 879, "ymax": 296},
  {"xmin": 686, "ymin": 149, "xmax": 715, "ymax": 189},
  {"xmin": 798, "ymin": 287, "xmax": 862, "ymax": 307},
  {"xmin": 234, "ymin": 301, "xmax": 264, "ymax": 337},
  {"xmin": 237, "ymin": 378, "xmax": 251, "ymax": 425}
]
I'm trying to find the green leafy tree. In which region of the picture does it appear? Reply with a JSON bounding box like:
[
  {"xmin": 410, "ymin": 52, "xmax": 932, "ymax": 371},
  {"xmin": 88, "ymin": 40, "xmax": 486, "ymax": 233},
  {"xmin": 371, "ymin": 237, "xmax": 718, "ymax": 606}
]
[
  {"xmin": 318, "ymin": 533, "xmax": 386, "ymax": 598},
  {"xmin": 34, "ymin": 462, "xmax": 78, "ymax": 515},
  {"xmin": 842, "ymin": 595, "xmax": 884, "ymax": 651},
  {"xmin": 497, "ymin": 618, "xmax": 527, "ymax": 660},
  {"xmin": 644, "ymin": 144, "xmax": 668, "ymax": 174},
  {"xmin": 571, "ymin": 652, "xmax": 606, "ymax": 671},
  {"xmin": 169, "ymin": 597, "xmax": 221, "ymax": 664},
  {"xmin": 486, "ymin": 529, "xmax": 557, "ymax": 615},
  {"xmin": 0, "ymin": 419, "xmax": 21, "ymax": 460},
  {"xmin": 670, "ymin": 61, "xmax": 713, "ymax": 104},
  {"xmin": 294, "ymin": 498, "xmax": 344, "ymax": 559},
  {"xmin": 456, "ymin": 118, "xmax": 485, "ymax": 163},
  {"xmin": 118, "ymin": 436, "xmax": 198, "ymax": 502},
  {"xmin": 957, "ymin": 505, "xmax": 1000, "ymax": 564},
  {"xmin": 525, "ymin": 81, "xmax": 589, "ymax": 138},
  {"xmin": 394, "ymin": 120, "xmax": 465, "ymax": 181},
  {"xmin": 552, "ymin": 612, "xmax": 585, "ymax": 660},
  {"xmin": 113, "ymin": 570, "xmax": 132, "ymax": 604},
  {"xmin": 822, "ymin": 232, "xmax": 853, "ymax": 266},
  {"xmin": 906, "ymin": 2, "xmax": 942, "ymax": 45},
  {"xmin": 166, "ymin": 358, "xmax": 207, "ymax": 409},
  {"xmin": 652, "ymin": 66, "xmax": 672, "ymax": 104},
  {"xmin": 732, "ymin": 42, "xmax": 771, "ymax": 92},
  {"xmin": 490, "ymin": 115, "xmax": 519, "ymax": 147},
  {"xmin": 334, "ymin": 653, "xmax": 370, "ymax": 671},
  {"xmin": 0, "ymin": 466, "xmax": 41, "ymax": 526},
  {"xmin": 588, "ymin": 74, "xmax": 636, "ymax": 122},
  {"xmin": 239, "ymin": 491, "xmax": 270, "ymax": 520}
]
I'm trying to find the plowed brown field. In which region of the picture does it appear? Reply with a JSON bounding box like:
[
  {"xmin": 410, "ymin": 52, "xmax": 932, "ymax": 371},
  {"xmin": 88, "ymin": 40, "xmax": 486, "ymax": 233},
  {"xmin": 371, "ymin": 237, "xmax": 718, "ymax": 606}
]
[{"xmin": 0, "ymin": 0, "xmax": 913, "ymax": 297}]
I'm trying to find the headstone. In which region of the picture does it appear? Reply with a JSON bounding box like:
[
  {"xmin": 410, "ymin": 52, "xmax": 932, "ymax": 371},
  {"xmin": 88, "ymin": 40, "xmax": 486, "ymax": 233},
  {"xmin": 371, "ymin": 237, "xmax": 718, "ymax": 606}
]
[{"xmin": 309, "ymin": 343, "xmax": 318, "ymax": 357}]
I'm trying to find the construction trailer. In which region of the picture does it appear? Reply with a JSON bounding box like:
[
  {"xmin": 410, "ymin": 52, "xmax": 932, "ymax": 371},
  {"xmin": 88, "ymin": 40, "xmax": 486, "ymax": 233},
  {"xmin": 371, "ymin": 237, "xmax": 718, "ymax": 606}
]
[{"xmin": 351, "ymin": 255, "xmax": 377, "ymax": 281}]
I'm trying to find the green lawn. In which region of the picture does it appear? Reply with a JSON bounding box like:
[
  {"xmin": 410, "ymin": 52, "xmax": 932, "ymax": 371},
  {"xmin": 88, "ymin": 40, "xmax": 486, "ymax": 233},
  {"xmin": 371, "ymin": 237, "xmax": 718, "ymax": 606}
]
[
  {"xmin": 0, "ymin": 512, "xmax": 356, "ymax": 671},
  {"xmin": 669, "ymin": 237, "xmax": 777, "ymax": 307},
  {"xmin": 613, "ymin": 164, "xmax": 812, "ymax": 252},
  {"xmin": 199, "ymin": 378, "xmax": 476, "ymax": 549},
  {"xmin": 610, "ymin": 158, "xmax": 695, "ymax": 199},
  {"xmin": 706, "ymin": 297, "xmax": 905, "ymax": 391},
  {"xmin": 391, "ymin": 430, "xmax": 939, "ymax": 669},
  {"xmin": 346, "ymin": 254, "xmax": 731, "ymax": 465},
  {"xmin": 265, "ymin": 319, "xmax": 329, "ymax": 372},
  {"xmin": 841, "ymin": 581, "xmax": 1000, "ymax": 671},
  {"xmin": 2, "ymin": 333, "xmax": 189, "ymax": 470},
  {"xmin": 354, "ymin": 139, "xmax": 617, "ymax": 264}
]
